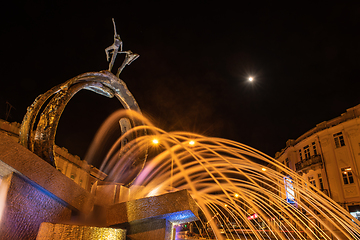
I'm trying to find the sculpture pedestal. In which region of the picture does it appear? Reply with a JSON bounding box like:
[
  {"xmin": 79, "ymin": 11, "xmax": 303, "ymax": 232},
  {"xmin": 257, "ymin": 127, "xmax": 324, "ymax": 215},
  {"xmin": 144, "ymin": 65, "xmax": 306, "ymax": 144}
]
[
  {"xmin": 0, "ymin": 132, "xmax": 199, "ymax": 240},
  {"xmin": 106, "ymin": 189, "xmax": 199, "ymax": 240},
  {"xmin": 123, "ymin": 218, "xmax": 173, "ymax": 240}
]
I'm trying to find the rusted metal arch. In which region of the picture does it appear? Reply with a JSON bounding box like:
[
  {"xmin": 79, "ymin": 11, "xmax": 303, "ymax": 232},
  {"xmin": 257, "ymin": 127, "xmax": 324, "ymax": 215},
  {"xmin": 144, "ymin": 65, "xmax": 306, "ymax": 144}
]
[{"xmin": 19, "ymin": 71, "xmax": 147, "ymax": 185}]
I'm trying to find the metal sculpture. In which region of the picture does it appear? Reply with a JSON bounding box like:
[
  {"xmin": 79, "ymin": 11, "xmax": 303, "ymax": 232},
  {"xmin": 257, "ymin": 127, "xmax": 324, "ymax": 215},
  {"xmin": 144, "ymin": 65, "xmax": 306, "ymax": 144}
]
[
  {"xmin": 105, "ymin": 18, "xmax": 139, "ymax": 77},
  {"xmin": 19, "ymin": 19, "xmax": 146, "ymax": 186}
]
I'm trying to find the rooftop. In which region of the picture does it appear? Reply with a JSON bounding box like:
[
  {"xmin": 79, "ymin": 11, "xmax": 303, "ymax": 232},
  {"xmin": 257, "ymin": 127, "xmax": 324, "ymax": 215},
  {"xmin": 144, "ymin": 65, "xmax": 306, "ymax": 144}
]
[{"xmin": 275, "ymin": 103, "xmax": 360, "ymax": 159}]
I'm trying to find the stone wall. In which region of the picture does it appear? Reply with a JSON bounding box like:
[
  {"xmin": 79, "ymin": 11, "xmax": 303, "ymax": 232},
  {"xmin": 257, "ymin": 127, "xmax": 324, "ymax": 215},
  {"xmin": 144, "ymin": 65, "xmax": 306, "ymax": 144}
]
[
  {"xmin": 0, "ymin": 173, "xmax": 72, "ymax": 240},
  {"xmin": 0, "ymin": 132, "xmax": 95, "ymax": 239}
]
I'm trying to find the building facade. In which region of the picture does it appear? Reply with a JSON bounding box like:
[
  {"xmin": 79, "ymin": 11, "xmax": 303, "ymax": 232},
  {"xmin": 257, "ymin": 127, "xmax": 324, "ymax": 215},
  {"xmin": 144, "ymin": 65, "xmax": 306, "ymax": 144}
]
[
  {"xmin": 276, "ymin": 104, "xmax": 360, "ymax": 220},
  {"xmin": 0, "ymin": 119, "xmax": 106, "ymax": 192}
]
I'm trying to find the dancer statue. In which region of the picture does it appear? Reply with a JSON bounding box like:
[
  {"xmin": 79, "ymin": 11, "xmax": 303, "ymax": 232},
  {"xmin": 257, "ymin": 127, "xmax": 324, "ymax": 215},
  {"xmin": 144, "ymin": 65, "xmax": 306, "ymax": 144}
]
[{"xmin": 105, "ymin": 18, "xmax": 139, "ymax": 77}]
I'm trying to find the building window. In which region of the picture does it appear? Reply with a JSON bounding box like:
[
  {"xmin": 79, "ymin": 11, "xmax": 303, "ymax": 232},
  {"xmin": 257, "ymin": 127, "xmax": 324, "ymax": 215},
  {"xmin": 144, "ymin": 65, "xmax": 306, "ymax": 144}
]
[
  {"xmin": 312, "ymin": 142, "xmax": 317, "ymax": 155},
  {"xmin": 299, "ymin": 149, "xmax": 303, "ymax": 161},
  {"xmin": 70, "ymin": 174, "xmax": 76, "ymax": 180},
  {"xmin": 349, "ymin": 205, "xmax": 360, "ymax": 221},
  {"xmin": 341, "ymin": 167, "xmax": 354, "ymax": 185},
  {"xmin": 318, "ymin": 173, "xmax": 324, "ymax": 191},
  {"xmin": 304, "ymin": 145, "xmax": 310, "ymax": 159},
  {"xmin": 308, "ymin": 176, "xmax": 316, "ymax": 187},
  {"xmin": 333, "ymin": 132, "xmax": 345, "ymax": 148}
]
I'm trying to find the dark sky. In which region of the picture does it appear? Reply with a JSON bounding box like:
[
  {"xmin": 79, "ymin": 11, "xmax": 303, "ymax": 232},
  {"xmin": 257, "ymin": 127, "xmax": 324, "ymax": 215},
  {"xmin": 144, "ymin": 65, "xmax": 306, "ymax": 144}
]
[{"xmin": 1, "ymin": 2, "xmax": 360, "ymax": 162}]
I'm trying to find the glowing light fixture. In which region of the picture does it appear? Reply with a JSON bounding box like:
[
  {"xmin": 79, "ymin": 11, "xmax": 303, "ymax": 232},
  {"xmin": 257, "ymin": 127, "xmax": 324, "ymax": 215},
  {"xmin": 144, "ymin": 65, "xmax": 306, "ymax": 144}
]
[
  {"xmin": 152, "ymin": 139, "xmax": 159, "ymax": 144},
  {"xmin": 224, "ymin": 204, "xmax": 228, "ymax": 207},
  {"xmin": 248, "ymin": 77, "xmax": 254, "ymax": 81},
  {"xmin": 189, "ymin": 140, "xmax": 195, "ymax": 146},
  {"xmin": 234, "ymin": 193, "xmax": 239, "ymax": 198},
  {"xmin": 262, "ymin": 168, "xmax": 267, "ymax": 171},
  {"xmin": 247, "ymin": 213, "xmax": 258, "ymax": 220}
]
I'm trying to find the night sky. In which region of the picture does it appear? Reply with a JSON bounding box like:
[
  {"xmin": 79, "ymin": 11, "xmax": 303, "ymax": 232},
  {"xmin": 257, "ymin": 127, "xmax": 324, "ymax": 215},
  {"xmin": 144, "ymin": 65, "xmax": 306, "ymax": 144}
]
[{"xmin": 1, "ymin": 2, "xmax": 360, "ymax": 164}]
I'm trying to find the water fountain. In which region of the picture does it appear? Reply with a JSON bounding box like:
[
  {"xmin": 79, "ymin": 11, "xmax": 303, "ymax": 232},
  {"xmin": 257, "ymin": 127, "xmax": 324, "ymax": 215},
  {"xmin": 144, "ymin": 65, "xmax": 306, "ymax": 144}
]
[
  {"xmin": 88, "ymin": 113, "xmax": 360, "ymax": 240},
  {"xmin": 0, "ymin": 19, "xmax": 360, "ymax": 240}
]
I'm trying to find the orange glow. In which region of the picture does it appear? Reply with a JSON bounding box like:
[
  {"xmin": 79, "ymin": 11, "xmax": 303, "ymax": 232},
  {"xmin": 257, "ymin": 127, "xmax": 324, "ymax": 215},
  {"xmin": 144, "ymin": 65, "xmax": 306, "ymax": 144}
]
[
  {"xmin": 224, "ymin": 204, "xmax": 228, "ymax": 207},
  {"xmin": 152, "ymin": 139, "xmax": 159, "ymax": 144},
  {"xmin": 189, "ymin": 140, "xmax": 195, "ymax": 146},
  {"xmin": 234, "ymin": 193, "xmax": 239, "ymax": 198},
  {"xmin": 261, "ymin": 168, "xmax": 267, "ymax": 171}
]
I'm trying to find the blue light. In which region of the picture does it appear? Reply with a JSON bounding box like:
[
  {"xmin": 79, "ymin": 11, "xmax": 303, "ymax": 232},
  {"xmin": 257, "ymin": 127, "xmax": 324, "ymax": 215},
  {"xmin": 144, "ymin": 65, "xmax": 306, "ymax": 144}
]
[{"xmin": 284, "ymin": 176, "xmax": 296, "ymax": 205}]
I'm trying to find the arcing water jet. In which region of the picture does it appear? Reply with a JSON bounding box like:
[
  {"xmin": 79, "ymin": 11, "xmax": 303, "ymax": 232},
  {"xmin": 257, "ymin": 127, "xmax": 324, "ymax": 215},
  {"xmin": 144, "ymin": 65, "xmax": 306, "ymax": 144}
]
[{"xmin": 86, "ymin": 109, "xmax": 360, "ymax": 239}]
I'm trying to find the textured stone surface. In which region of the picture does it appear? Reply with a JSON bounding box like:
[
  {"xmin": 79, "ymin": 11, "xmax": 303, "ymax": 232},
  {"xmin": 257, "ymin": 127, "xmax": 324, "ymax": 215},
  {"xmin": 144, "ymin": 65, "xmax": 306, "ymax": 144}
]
[
  {"xmin": 124, "ymin": 218, "xmax": 171, "ymax": 240},
  {"xmin": 36, "ymin": 222, "xmax": 126, "ymax": 240},
  {"xmin": 0, "ymin": 173, "xmax": 72, "ymax": 240},
  {"xmin": 0, "ymin": 132, "xmax": 94, "ymax": 213},
  {"xmin": 107, "ymin": 189, "xmax": 198, "ymax": 239},
  {"xmin": 106, "ymin": 189, "xmax": 199, "ymax": 226}
]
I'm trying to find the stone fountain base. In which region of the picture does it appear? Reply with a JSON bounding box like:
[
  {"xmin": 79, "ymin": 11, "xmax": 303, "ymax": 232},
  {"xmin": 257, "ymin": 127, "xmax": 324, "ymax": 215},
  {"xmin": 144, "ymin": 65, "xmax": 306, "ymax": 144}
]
[
  {"xmin": 0, "ymin": 132, "xmax": 198, "ymax": 240},
  {"xmin": 36, "ymin": 223, "xmax": 126, "ymax": 240},
  {"xmin": 104, "ymin": 189, "xmax": 198, "ymax": 239}
]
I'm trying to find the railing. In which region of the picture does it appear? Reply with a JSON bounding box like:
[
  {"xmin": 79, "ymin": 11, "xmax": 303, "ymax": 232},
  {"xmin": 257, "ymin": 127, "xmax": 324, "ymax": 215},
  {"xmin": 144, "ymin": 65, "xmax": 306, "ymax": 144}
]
[{"xmin": 295, "ymin": 155, "xmax": 322, "ymax": 172}]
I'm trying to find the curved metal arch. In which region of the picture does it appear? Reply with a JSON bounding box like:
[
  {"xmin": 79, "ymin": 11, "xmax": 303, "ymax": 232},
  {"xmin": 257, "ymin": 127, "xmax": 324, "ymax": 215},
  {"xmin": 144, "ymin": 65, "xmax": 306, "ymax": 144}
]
[{"xmin": 19, "ymin": 71, "xmax": 147, "ymax": 186}]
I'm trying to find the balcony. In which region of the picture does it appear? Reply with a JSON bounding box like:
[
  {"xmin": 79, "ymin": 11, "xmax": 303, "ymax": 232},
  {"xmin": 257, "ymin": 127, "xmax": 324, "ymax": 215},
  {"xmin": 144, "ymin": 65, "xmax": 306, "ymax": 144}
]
[{"xmin": 295, "ymin": 155, "xmax": 323, "ymax": 173}]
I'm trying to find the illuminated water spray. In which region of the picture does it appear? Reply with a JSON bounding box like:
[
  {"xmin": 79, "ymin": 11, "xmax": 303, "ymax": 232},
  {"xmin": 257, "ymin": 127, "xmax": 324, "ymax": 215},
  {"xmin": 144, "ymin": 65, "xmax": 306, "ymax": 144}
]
[{"xmin": 86, "ymin": 109, "xmax": 360, "ymax": 240}]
